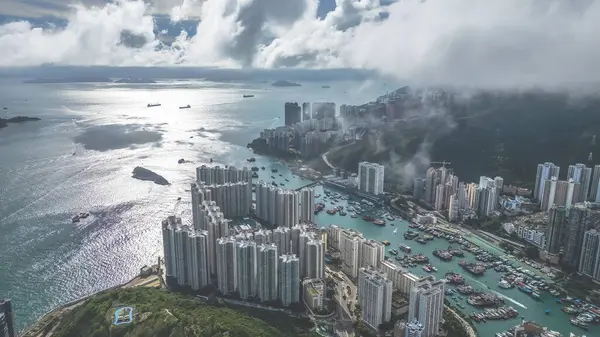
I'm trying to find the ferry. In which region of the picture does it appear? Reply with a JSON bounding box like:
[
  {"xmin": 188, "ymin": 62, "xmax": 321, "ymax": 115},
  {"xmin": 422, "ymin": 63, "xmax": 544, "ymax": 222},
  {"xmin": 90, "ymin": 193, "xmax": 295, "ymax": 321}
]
[
  {"xmin": 399, "ymin": 245, "xmax": 412, "ymax": 253},
  {"xmin": 179, "ymin": 104, "xmax": 191, "ymax": 109},
  {"xmin": 147, "ymin": 103, "xmax": 161, "ymax": 107}
]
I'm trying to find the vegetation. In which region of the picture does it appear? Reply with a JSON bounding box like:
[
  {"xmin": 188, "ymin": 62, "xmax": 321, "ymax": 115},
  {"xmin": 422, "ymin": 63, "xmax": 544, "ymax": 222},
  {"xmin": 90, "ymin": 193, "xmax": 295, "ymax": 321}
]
[
  {"xmin": 52, "ymin": 287, "xmax": 315, "ymax": 337},
  {"xmin": 442, "ymin": 305, "xmax": 474, "ymax": 337},
  {"xmin": 328, "ymin": 90, "xmax": 600, "ymax": 186}
]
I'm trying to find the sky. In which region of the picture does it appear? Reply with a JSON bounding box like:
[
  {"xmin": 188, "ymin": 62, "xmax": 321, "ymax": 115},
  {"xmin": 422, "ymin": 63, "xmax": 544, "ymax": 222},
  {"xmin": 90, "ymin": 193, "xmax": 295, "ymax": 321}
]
[{"xmin": 0, "ymin": 0, "xmax": 599, "ymax": 88}]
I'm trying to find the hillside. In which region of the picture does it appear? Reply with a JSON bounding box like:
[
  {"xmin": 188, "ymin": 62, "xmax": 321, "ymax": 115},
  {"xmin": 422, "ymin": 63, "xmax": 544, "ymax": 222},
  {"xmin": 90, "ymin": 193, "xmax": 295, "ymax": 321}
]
[
  {"xmin": 329, "ymin": 90, "xmax": 600, "ymax": 187},
  {"xmin": 50, "ymin": 288, "xmax": 315, "ymax": 337}
]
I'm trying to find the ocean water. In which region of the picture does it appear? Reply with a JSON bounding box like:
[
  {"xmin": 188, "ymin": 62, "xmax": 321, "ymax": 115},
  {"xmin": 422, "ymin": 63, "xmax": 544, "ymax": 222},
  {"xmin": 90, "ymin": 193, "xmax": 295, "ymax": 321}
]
[{"xmin": 0, "ymin": 78, "xmax": 385, "ymax": 331}]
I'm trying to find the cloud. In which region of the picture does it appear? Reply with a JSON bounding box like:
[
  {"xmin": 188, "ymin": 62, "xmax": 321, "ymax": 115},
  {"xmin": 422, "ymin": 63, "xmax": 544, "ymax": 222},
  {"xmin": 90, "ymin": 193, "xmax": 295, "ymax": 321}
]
[{"xmin": 0, "ymin": 0, "xmax": 600, "ymax": 88}]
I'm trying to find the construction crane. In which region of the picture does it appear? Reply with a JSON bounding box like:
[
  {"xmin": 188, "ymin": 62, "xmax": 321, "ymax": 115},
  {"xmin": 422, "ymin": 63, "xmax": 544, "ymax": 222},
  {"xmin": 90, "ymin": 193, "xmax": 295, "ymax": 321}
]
[{"xmin": 430, "ymin": 161, "xmax": 452, "ymax": 168}]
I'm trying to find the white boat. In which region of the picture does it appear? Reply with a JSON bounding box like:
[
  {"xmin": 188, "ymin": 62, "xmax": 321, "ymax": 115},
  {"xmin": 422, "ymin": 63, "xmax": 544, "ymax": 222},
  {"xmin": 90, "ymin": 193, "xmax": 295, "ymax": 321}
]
[{"xmin": 393, "ymin": 228, "xmax": 398, "ymax": 234}]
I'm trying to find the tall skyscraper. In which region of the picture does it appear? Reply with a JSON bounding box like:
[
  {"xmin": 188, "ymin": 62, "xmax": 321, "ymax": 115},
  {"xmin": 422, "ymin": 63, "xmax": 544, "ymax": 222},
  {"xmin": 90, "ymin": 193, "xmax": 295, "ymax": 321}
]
[
  {"xmin": 357, "ymin": 267, "xmax": 393, "ymax": 330},
  {"xmin": 257, "ymin": 244, "xmax": 279, "ymax": 302},
  {"xmin": 457, "ymin": 182, "xmax": 468, "ymax": 210},
  {"xmin": 0, "ymin": 299, "xmax": 14, "ymax": 337},
  {"xmin": 216, "ymin": 237, "xmax": 237, "ymax": 295},
  {"xmin": 236, "ymin": 240, "xmax": 257, "ymax": 299},
  {"xmin": 434, "ymin": 184, "xmax": 445, "ymax": 211},
  {"xmin": 278, "ymin": 254, "xmax": 300, "ymax": 306},
  {"xmin": 301, "ymin": 102, "xmax": 312, "ymax": 121},
  {"xmin": 408, "ymin": 278, "xmax": 445, "ymax": 337},
  {"xmin": 358, "ymin": 161, "xmax": 385, "ymax": 195},
  {"xmin": 424, "ymin": 167, "xmax": 437, "ymax": 204},
  {"xmin": 568, "ymin": 163, "xmax": 592, "ymax": 202},
  {"xmin": 360, "ymin": 239, "xmax": 385, "ymax": 269},
  {"xmin": 305, "ymin": 239, "xmax": 325, "ymax": 279},
  {"xmin": 285, "ymin": 102, "xmax": 302, "ymax": 126},
  {"xmin": 546, "ymin": 206, "xmax": 567, "ymax": 257},
  {"xmin": 299, "ymin": 188, "xmax": 315, "ymax": 223},
  {"xmin": 273, "ymin": 226, "xmax": 291, "ymax": 256},
  {"xmin": 534, "ymin": 162, "xmax": 560, "ymax": 200},
  {"xmin": 590, "ymin": 165, "xmax": 600, "ymax": 201},
  {"xmin": 340, "ymin": 229, "xmax": 363, "ymax": 279},
  {"xmin": 579, "ymin": 229, "xmax": 600, "ymax": 281},
  {"xmin": 563, "ymin": 203, "xmax": 600, "ymax": 268},
  {"xmin": 187, "ymin": 230, "xmax": 210, "ymax": 291}
]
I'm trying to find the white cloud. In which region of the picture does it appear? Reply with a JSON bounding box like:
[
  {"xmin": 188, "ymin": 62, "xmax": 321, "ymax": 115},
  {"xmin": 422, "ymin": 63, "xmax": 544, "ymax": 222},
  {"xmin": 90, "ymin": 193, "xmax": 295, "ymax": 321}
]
[{"xmin": 1, "ymin": 0, "xmax": 600, "ymax": 89}]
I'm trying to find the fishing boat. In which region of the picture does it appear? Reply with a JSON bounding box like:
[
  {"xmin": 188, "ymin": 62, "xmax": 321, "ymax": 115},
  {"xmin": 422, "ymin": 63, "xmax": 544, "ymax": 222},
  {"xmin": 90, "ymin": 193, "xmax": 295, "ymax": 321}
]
[
  {"xmin": 373, "ymin": 219, "xmax": 386, "ymax": 226},
  {"xmin": 498, "ymin": 280, "xmax": 513, "ymax": 289},
  {"xmin": 389, "ymin": 249, "xmax": 399, "ymax": 255},
  {"xmin": 399, "ymin": 245, "xmax": 412, "ymax": 253},
  {"xmin": 531, "ymin": 292, "xmax": 541, "ymax": 300}
]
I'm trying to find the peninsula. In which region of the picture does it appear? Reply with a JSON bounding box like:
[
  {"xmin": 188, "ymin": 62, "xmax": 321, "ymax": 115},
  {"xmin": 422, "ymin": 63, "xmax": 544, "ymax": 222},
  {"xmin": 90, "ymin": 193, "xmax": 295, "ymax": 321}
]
[
  {"xmin": 0, "ymin": 116, "xmax": 41, "ymax": 130},
  {"xmin": 131, "ymin": 166, "xmax": 170, "ymax": 185},
  {"xmin": 271, "ymin": 80, "xmax": 301, "ymax": 87}
]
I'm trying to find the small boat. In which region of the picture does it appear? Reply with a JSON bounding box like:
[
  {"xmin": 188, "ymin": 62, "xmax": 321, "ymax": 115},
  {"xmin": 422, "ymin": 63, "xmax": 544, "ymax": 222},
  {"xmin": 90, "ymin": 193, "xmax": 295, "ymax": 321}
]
[
  {"xmin": 261, "ymin": 166, "xmax": 265, "ymax": 170},
  {"xmin": 177, "ymin": 197, "xmax": 182, "ymax": 201},
  {"xmin": 243, "ymin": 94, "xmax": 255, "ymax": 98},
  {"xmin": 247, "ymin": 157, "xmax": 256, "ymax": 162},
  {"xmin": 393, "ymin": 228, "xmax": 398, "ymax": 234},
  {"xmin": 399, "ymin": 245, "xmax": 412, "ymax": 253},
  {"xmin": 179, "ymin": 105, "xmax": 191, "ymax": 109},
  {"xmin": 147, "ymin": 103, "xmax": 161, "ymax": 107},
  {"xmin": 545, "ymin": 310, "xmax": 551, "ymax": 315}
]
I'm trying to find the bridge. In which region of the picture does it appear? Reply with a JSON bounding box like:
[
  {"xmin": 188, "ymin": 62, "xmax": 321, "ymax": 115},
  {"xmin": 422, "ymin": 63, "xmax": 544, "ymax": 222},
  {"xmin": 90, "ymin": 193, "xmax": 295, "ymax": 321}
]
[{"xmin": 294, "ymin": 180, "xmax": 320, "ymax": 191}]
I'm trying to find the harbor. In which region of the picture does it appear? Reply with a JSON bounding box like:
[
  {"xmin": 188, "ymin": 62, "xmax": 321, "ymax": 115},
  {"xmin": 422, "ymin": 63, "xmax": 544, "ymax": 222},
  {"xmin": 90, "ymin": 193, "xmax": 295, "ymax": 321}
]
[{"xmin": 248, "ymin": 158, "xmax": 599, "ymax": 336}]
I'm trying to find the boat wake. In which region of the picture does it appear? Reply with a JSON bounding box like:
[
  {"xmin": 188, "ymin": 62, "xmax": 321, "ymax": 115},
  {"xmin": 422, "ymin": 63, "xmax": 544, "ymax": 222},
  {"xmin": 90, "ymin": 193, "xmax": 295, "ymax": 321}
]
[{"xmin": 463, "ymin": 274, "xmax": 527, "ymax": 309}]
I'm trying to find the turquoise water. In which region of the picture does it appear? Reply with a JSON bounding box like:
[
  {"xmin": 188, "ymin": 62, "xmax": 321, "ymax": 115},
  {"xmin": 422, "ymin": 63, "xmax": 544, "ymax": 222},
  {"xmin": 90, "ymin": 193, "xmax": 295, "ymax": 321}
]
[{"xmin": 302, "ymin": 184, "xmax": 594, "ymax": 337}]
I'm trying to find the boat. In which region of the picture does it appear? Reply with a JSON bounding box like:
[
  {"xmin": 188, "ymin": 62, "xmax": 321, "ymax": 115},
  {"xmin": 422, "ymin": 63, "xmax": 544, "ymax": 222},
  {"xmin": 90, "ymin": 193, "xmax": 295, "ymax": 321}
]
[
  {"xmin": 570, "ymin": 318, "xmax": 589, "ymax": 330},
  {"xmin": 382, "ymin": 240, "xmax": 391, "ymax": 246},
  {"xmin": 387, "ymin": 215, "xmax": 395, "ymax": 221},
  {"xmin": 261, "ymin": 166, "xmax": 265, "ymax": 170},
  {"xmin": 373, "ymin": 219, "xmax": 386, "ymax": 226},
  {"xmin": 423, "ymin": 265, "xmax": 433, "ymax": 272},
  {"xmin": 404, "ymin": 230, "xmax": 419, "ymax": 240},
  {"xmin": 147, "ymin": 103, "xmax": 161, "ymax": 107},
  {"xmin": 326, "ymin": 209, "xmax": 336, "ymax": 215},
  {"xmin": 416, "ymin": 237, "xmax": 427, "ymax": 244},
  {"xmin": 179, "ymin": 105, "xmax": 191, "ymax": 109},
  {"xmin": 393, "ymin": 228, "xmax": 398, "ymax": 234},
  {"xmin": 247, "ymin": 157, "xmax": 256, "ymax": 162},
  {"xmin": 252, "ymin": 172, "xmax": 259, "ymax": 178},
  {"xmin": 498, "ymin": 280, "xmax": 513, "ymax": 289},
  {"xmin": 518, "ymin": 285, "xmax": 533, "ymax": 294},
  {"xmin": 271, "ymin": 168, "xmax": 278, "ymax": 172},
  {"xmin": 72, "ymin": 215, "xmax": 80, "ymax": 223},
  {"xmin": 350, "ymin": 213, "xmax": 358, "ymax": 218},
  {"xmin": 531, "ymin": 292, "xmax": 541, "ymax": 300},
  {"xmin": 363, "ymin": 215, "xmax": 374, "ymax": 222},
  {"xmin": 339, "ymin": 211, "xmax": 347, "ymax": 216},
  {"xmin": 389, "ymin": 249, "xmax": 398, "ymax": 255},
  {"xmin": 545, "ymin": 310, "xmax": 551, "ymax": 315},
  {"xmin": 433, "ymin": 249, "xmax": 453, "ymax": 261},
  {"xmin": 399, "ymin": 245, "xmax": 412, "ymax": 253},
  {"xmin": 243, "ymin": 94, "xmax": 255, "ymax": 98}
]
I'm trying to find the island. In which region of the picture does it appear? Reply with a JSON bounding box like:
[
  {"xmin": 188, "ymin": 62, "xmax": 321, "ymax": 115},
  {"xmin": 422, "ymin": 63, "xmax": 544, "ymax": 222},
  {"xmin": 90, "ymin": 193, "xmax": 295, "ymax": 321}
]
[
  {"xmin": 0, "ymin": 116, "xmax": 41, "ymax": 130},
  {"xmin": 24, "ymin": 76, "xmax": 113, "ymax": 83},
  {"xmin": 271, "ymin": 80, "xmax": 301, "ymax": 87},
  {"xmin": 131, "ymin": 166, "xmax": 170, "ymax": 185},
  {"xmin": 114, "ymin": 78, "xmax": 157, "ymax": 84}
]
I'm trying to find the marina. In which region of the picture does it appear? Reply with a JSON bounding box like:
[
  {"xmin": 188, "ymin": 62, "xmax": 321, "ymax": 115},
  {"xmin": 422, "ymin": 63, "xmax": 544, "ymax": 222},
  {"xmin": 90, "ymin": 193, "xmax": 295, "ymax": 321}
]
[{"xmin": 246, "ymin": 162, "xmax": 600, "ymax": 336}]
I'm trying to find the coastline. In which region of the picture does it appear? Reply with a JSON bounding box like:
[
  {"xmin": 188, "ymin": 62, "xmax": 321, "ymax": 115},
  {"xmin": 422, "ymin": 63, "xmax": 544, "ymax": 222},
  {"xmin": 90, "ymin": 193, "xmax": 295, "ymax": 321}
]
[{"xmin": 21, "ymin": 265, "xmax": 161, "ymax": 337}]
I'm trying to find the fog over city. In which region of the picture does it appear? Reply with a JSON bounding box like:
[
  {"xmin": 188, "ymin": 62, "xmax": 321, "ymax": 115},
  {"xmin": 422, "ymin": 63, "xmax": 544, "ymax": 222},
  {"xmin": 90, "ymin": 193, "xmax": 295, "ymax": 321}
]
[{"xmin": 0, "ymin": 0, "xmax": 599, "ymax": 88}]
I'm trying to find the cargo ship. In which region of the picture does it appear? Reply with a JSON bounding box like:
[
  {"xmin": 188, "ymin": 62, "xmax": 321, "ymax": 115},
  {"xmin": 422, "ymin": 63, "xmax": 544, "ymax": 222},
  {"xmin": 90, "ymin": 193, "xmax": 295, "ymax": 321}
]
[
  {"xmin": 243, "ymin": 94, "xmax": 255, "ymax": 98},
  {"xmin": 147, "ymin": 103, "xmax": 161, "ymax": 107}
]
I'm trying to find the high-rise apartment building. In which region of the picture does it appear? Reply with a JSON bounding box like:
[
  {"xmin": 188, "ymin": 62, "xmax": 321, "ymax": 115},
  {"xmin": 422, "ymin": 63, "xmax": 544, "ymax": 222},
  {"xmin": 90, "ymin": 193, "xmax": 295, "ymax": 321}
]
[
  {"xmin": 216, "ymin": 237, "xmax": 237, "ymax": 295},
  {"xmin": 357, "ymin": 267, "xmax": 393, "ymax": 330},
  {"xmin": 340, "ymin": 229, "xmax": 364, "ymax": 279},
  {"xmin": 590, "ymin": 165, "xmax": 600, "ymax": 201},
  {"xmin": 236, "ymin": 240, "xmax": 257, "ymax": 299},
  {"xmin": 434, "ymin": 184, "xmax": 445, "ymax": 211},
  {"xmin": 305, "ymin": 239, "xmax": 325, "ymax": 279},
  {"xmin": 360, "ymin": 239, "xmax": 385, "ymax": 269},
  {"xmin": 299, "ymin": 188, "xmax": 315, "ymax": 223},
  {"xmin": 358, "ymin": 161, "xmax": 385, "ymax": 195},
  {"xmin": 534, "ymin": 162, "xmax": 560, "ymax": 200},
  {"xmin": 278, "ymin": 254, "xmax": 300, "ymax": 306},
  {"xmin": 257, "ymin": 244, "xmax": 279, "ymax": 302},
  {"xmin": 253, "ymin": 229, "xmax": 272, "ymax": 246},
  {"xmin": 285, "ymin": 102, "xmax": 302, "ymax": 126},
  {"xmin": 301, "ymin": 102, "xmax": 312, "ymax": 121},
  {"xmin": 545, "ymin": 206, "xmax": 567, "ymax": 258},
  {"xmin": 327, "ymin": 225, "xmax": 342, "ymax": 250},
  {"xmin": 563, "ymin": 203, "xmax": 600, "ymax": 268},
  {"xmin": 568, "ymin": 163, "xmax": 592, "ymax": 202},
  {"xmin": 579, "ymin": 229, "xmax": 600, "ymax": 281},
  {"xmin": 448, "ymin": 194, "xmax": 459, "ymax": 222},
  {"xmin": 187, "ymin": 230, "xmax": 210, "ymax": 291},
  {"xmin": 0, "ymin": 299, "xmax": 14, "ymax": 337},
  {"xmin": 255, "ymin": 183, "xmax": 305, "ymax": 227},
  {"xmin": 408, "ymin": 278, "xmax": 445, "ymax": 337},
  {"xmin": 312, "ymin": 102, "xmax": 336, "ymax": 120},
  {"xmin": 273, "ymin": 226, "xmax": 291, "ymax": 256}
]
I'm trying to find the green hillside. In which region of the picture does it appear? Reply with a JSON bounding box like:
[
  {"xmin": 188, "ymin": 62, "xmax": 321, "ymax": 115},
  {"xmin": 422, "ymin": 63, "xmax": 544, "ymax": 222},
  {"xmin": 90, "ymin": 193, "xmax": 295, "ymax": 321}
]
[{"xmin": 51, "ymin": 288, "xmax": 315, "ymax": 337}]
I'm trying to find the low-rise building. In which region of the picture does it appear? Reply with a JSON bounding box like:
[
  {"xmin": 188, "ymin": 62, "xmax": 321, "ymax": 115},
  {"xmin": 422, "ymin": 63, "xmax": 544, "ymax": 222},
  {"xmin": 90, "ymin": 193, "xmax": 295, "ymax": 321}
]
[{"xmin": 303, "ymin": 278, "xmax": 326, "ymax": 311}]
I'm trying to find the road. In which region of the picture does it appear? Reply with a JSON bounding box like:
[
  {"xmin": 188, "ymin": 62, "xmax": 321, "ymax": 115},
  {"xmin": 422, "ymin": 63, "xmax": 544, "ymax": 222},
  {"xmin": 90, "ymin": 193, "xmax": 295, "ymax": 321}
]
[
  {"xmin": 321, "ymin": 151, "xmax": 335, "ymax": 170},
  {"xmin": 445, "ymin": 306, "xmax": 477, "ymax": 337}
]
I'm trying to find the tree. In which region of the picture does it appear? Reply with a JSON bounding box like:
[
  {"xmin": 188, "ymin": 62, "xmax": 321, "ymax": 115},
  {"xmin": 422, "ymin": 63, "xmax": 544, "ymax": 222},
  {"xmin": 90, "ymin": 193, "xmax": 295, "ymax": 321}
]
[{"xmin": 525, "ymin": 246, "xmax": 539, "ymax": 259}]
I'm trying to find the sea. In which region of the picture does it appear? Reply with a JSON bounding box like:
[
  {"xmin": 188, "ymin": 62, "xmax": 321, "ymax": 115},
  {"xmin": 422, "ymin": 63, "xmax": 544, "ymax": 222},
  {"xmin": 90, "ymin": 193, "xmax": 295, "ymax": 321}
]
[{"xmin": 0, "ymin": 78, "xmax": 592, "ymax": 337}]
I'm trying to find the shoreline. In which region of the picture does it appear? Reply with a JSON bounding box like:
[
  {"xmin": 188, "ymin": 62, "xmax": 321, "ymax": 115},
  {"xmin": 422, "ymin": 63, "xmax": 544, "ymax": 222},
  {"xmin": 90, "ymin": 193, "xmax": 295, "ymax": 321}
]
[{"xmin": 21, "ymin": 265, "xmax": 161, "ymax": 337}]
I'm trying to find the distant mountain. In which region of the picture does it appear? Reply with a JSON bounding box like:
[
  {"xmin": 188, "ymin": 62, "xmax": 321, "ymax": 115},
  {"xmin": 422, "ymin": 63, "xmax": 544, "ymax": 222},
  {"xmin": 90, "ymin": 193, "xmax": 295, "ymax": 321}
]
[
  {"xmin": 24, "ymin": 76, "xmax": 113, "ymax": 83},
  {"xmin": 114, "ymin": 78, "xmax": 157, "ymax": 84},
  {"xmin": 272, "ymin": 80, "xmax": 301, "ymax": 87},
  {"xmin": 328, "ymin": 89, "xmax": 600, "ymax": 187}
]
